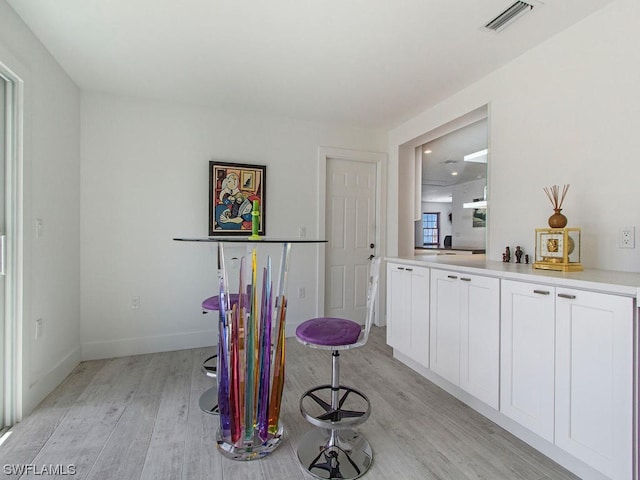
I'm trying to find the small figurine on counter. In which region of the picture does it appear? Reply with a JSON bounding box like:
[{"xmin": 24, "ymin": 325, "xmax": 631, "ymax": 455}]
[
  {"xmin": 503, "ymin": 246, "xmax": 511, "ymax": 263},
  {"xmin": 515, "ymin": 246, "xmax": 523, "ymax": 263},
  {"xmin": 525, "ymin": 254, "xmax": 530, "ymax": 264}
]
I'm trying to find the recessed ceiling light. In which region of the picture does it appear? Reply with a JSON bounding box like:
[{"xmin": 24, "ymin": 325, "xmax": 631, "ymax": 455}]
[
  {"xmin": 451, "ymin": 171, "xmax": 458, "ymax": 176},
  {"xmin": 424, "ymin": 149, "xmax": 432, "ymax": 154}
]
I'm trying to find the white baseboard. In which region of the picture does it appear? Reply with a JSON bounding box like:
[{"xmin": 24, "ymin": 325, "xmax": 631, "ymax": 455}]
[
  {"xmin": 81, "ymin": 330, "xmax": 216, "ymax": 361},
  {"xmin": 285, "ymin": 322, "xmax": 298, "ymax": 339},
  {"xmin": 24, "ymin": 347, "xmax": 81, "ymax": 417},
  {"xmin": 82, "ymin": 324, "xmax": 302, "ymax": 362}
]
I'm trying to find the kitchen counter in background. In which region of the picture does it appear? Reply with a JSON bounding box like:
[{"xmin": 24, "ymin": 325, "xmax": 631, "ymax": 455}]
[{"xmin": 415, "ymin": 246, "xmax": 485, "ymax": 254}]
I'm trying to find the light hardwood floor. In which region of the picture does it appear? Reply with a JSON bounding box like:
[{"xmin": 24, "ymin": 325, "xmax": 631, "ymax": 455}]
[{"xmin": 0, "ymin": 327, "xmax": 578, "ymax": 480}]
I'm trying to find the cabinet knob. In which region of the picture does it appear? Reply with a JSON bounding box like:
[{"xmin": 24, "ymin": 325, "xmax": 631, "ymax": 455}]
[
  {"xmin": 398, "ymin": 267, "xmax": 405, "ymax": 271},
  {"xmin": 460, "ymin": 277, "xmax": 471, "ymax": 282},
  {"xmin": 406, "ymin": 268, "xmax": 413, "ymax": 272},
  {"xmin": 533, "ymin": 290, "xmax": 550, "ymax": 295},
  {"xmin": 447, "ymin": 275, "xmax": 458, "ymax": 279},
  {"xmin": 557, "ymin": 293, "xmax": 576, "ymax": 299}
]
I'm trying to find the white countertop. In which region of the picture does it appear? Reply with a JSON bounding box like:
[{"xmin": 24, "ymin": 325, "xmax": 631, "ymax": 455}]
[{"xmin": 387, "ymin": 254, "xmax": 640, "ymax": 298}]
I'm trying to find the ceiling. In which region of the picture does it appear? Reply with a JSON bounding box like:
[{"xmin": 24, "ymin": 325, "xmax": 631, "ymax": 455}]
[{"xmin": 7, "ymin": 0, "xmax": 613, "ymax": 129}]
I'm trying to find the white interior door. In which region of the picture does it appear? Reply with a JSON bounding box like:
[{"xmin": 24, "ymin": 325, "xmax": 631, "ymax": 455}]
[{"xmin": 325, "ymin": 158, "xmax": 376, "ymax": 323}]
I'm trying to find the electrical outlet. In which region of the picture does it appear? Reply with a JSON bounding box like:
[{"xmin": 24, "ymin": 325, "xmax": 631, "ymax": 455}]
[
  {"xmin": 131, "ymin": 296, "xmax": 141, "ymax": 310},
  {"xmin": 619, "ymin": 227, "xmax": 635, "ymax": 249},
  {"xmin": 35, "ymin": 318, "xmax": 43, "ymax": 339},
  {"xmin": 35, "ymin": 218, "xmax": 43, "ymax": 238},
  {"xmin": 298, "ymin": 287, "xmax": 306, "ymax": 299},
  {"xmin": 298, "ymin": 226, "xmax": 307, "ymax": 239}
]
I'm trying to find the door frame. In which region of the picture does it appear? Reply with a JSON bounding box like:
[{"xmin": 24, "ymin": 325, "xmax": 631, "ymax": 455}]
[
  {"xmin": 0, "ymin": 57, "xmax": 24, "ymax": 427},
  {"xmin": 316, "ymin": 147, "xmax": 386, "ymax": 325}
]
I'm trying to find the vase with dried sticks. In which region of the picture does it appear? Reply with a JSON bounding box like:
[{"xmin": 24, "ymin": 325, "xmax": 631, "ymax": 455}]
[{"xmin": 543, "ymin": 184, "xmax": 569, "ymax": 228}]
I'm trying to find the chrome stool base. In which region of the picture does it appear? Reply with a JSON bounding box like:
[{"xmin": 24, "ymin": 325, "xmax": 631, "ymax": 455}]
[
  {"xmin": 198, "ymin": 386, "xmax": 219, "ymax": 415},
  {"xmin": 297, "ymin": 428, "xmax": 372, "ymax": 480}
]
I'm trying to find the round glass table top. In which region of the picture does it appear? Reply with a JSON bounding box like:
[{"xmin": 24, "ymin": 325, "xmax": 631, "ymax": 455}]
[{"xmin": 173, "ymin": 237, "xmax": 326, "ymax": 244}]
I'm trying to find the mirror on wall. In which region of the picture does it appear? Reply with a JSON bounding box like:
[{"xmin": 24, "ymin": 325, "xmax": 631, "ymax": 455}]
[{"xmin": 415, "ymin": 117, "xmax": 488, "ymax": 253}]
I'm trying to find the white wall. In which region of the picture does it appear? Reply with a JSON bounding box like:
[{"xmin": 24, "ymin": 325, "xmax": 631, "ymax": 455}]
[
  {"xmin": 0, "ymin": 0, "xmax": 81, "ymax": 416},
  {"xmin": 80, "ymin": 93, "xmax": 385, "ymax": 360},
  {"xmin": 389, "ymin": 0, "xmax": 640, "ymax": 272}
]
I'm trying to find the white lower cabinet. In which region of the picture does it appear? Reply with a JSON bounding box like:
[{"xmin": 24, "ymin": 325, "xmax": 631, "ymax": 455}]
[
  {"xmin": 501, "ymin": 280, "xmax": 634, "ymax": 479},
  {"xmin": 555, "ymin": 288, "xmax": 633, "ymax": 480},
  {"xmin": 430, "ymin": 268, "xmax": 500, "ymax": 409},
  {"xmin": 386, "ymin": 262, "xmax": 429, "ymax": 367},
  {"xmin": 388, "ymin": 261, "xmax": 636, "ymax": 480},
  {"xmin": 500, "ymin": 280, "xmax": 556, "ymax": 442}
]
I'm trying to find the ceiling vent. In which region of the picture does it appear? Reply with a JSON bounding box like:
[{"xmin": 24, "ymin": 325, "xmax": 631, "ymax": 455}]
[{"xmin": 484, "ymin": 1, "xmax": 535, "ymax": 32}]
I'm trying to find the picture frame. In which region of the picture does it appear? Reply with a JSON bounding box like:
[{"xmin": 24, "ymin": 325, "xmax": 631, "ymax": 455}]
[
  {"xmin": 209, "ymin": 161, "xmax": 266, "ymax": 236},
  {"xmin": 472, "ymin": 208, "xmax": 486, "ymax": 228},
  {"xmin": 472, "ymin": 198, "xmax": 486, "ymax": 228}
]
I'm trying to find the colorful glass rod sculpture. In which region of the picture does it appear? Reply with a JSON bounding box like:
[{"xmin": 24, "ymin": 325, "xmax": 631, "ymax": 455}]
[{"xmin": 215, "ymin": 244, "xmax": 288, "ymax": 460}]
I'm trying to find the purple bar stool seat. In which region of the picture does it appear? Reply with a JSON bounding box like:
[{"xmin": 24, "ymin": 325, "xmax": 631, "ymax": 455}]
[
  {"xmin": 295, "ymin": 318, "xmax": 362, "ymax": 346},
  {"xmin": 201, "ymin": 293, "xmax": 240, "ymax": 312},
  {"xmin": 295, "ymin": 257, "xmax": 381, "ymax": 480}
]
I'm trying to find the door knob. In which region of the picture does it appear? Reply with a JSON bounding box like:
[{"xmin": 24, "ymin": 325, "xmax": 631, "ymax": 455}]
[
  {"xmin": 370, "ymin": 243, "xmax": 375, "ymax": 249},
  {"xmin": 368, "ymin": 254, "xmax": 375, "ymax": 260}
]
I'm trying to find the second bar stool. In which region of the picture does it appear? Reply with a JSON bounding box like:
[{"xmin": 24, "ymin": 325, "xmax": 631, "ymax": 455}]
[
  {"xmin": 295, "ymin": 257, "xmax": 381, "ymax": 480},
  {"xmin": 199, "ymin": 293, "xmax": 240, "ymax": 415}
]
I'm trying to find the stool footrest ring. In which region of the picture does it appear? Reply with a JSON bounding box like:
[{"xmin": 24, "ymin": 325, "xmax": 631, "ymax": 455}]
[
  {"xmin": 201, "ymin": 354, "xmax": 217, "ymax": 378},
  {"xmin": 300, "ymin": 384, "xmax": 371, "ymax": 430}
]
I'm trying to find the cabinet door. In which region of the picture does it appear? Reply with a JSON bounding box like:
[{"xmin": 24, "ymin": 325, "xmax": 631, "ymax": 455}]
[
  {"xmin": 500, "ymin": 280, "xmax": 555, "ymax": 441},
  {"xmin": 386, "ymin": 263, "xmax": 429, "ymax": 367},
  {"xmin": 429, "ymin": 269, "xmax": 460, "ymax": 385},
  {"xmin": 555, "ymin": 289, "xmax": 633, "ymax": 480},
  {"xmin": 407, "ymin": 265, "xmax": 429, "ymax": 366},
  {"xmin": 459, "ymin": 273, "xmax": 500, "ymax": 409},
  {"xmin": 386, "ymin": 263, "xmax": 410, "ymax": 351}
]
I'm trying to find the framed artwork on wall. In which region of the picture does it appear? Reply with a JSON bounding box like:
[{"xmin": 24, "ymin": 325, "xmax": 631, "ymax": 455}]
[
  {"xmin": 472, "ymin": 198, "xmax": 486, "ymax": 228},
  {"xmin": 209, "ymin": 161, "xmax": 266, "ymax": 236},
  {"xmin": 472, "ymin": 208, "xmax": 486, "ymax": 228}
]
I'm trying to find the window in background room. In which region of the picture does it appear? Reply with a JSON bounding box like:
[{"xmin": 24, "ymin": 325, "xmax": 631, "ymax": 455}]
[{"xmin": 422, "ymin": 212, "xmax": 439, "ymax": 247}]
